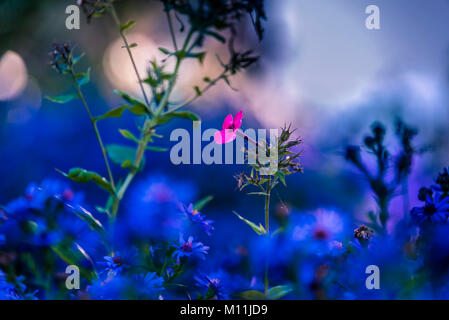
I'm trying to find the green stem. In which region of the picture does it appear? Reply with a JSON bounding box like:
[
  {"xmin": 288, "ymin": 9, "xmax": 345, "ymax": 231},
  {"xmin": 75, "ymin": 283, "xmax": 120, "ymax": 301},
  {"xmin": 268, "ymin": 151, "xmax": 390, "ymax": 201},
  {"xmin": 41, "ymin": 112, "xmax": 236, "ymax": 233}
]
[
  {"xmin": 165, "ymin": 10, "xmax": 178, "ymax": 51},
  {"xmin": 264, "ymin": 176, "xmax": 271, "ymax": 295},
  {"xmin": 265, "ymin": 177, "xmax": 271, "ymax": 233},
  {"xmin": 109, "ymin": 4, "xmax": 152, "ymax": 113},
  {"xmin": 164, "ymin": 70, "xmax": 227, "ymax": 115},
  {"xmin": 71, "ymin": 73, "xmax": 116, "ymax": 192},
  {"xmin": 113, "ymin": 29, "xmax": 194, "ymax": 219},
  {"xmin": 155, "ymin": 29, "xmax": 194, "ymax": 116}
]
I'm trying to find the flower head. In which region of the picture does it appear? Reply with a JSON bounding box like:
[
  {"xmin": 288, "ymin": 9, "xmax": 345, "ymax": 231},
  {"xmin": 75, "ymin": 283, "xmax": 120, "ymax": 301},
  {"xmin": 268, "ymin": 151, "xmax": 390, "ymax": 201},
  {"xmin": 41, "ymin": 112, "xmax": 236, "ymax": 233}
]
[
  {"xmin": 411, "ymin": 191, "xmax": 449, "ymax": 224},
  {"xmin": 214, "ymin": 110, "xmax": 243, "ymax": 144},
  {"xmin": 0, "ymin": 271, "xmax": 37, "ymax": 300},
  {"xmin": 181, "ymin": 203, "xmax": 214, "ymax": 236},
  {"xmin": 354, "ymin": 225, "xmax": 374, "ymax": 248},
  {"xmin": 98, "ymin": 248, "xmax": 138, "ymax": 278},
  {"xmin": 49, "ymin": 42, "xmax": 74, "ymax": 74},
  {"xmin": 173, "ymin": 234, "xmax": 209, "ymax": 261},
  {"xmin": 134, "ymin": 272, "xmax": 165, "ymax": 299},
  {"xmin": 195, "ymin": 271, "xmax": 229, "ymax": 300}
]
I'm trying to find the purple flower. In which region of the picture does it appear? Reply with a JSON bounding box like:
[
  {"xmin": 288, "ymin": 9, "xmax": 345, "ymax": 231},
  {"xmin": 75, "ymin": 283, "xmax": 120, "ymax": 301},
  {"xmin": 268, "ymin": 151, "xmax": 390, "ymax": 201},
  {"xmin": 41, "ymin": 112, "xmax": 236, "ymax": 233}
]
[
  {"xmin": 173, "ymin": 234, "xmax": 209, "ymax": 261},
  {"xmin": 411, "ymin": 191, "xmax": 449, "ymax": 224},
  {"xmin": 181, "ymin": 203, "xmax": 214, "ymax": 236}
]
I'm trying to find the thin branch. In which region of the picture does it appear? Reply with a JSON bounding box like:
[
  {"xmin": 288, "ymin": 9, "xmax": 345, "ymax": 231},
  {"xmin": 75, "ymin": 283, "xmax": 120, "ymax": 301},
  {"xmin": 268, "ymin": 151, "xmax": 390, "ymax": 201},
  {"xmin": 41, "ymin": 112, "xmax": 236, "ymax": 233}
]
[
  {"xmin": 109, "ymin": 4, "xmax": 153, "ymax": 113},
  {"xmin": 71, "ymin": 72, "xmax": 116, "ymax": 191}
]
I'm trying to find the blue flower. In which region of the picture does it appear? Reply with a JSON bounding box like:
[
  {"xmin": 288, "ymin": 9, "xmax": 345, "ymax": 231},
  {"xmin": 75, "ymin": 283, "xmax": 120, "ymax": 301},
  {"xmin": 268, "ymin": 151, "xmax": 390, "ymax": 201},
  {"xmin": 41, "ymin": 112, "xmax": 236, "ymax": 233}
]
[
  {"xmin": 195, "ymin": 271, "xmax": 229, "ymax": 300},
  {"xmin": 122, "ymin": 174, "xmax": 197, "ymax": 241},
  {"xmin": 289, "ymin": 208, "xmax": 350, "ymax": 256},
  {"xmin": 173, "ymin": 234, "xmax": 209, "ymax": 261},
  {"xmin": 134, "ymin": 272, "xmax": 165, "ymax": 299},
  {"xmin": 0, "ymin": 271, "xmax": 37, "ymax": 300},
  {"xmin": 98, "ymin": 248, "xmax": 138, "ymax": 278},
  {"xmin": 181, "ymin": 203, "xmax": 214, "ymax": 236},
  {"xmin": 411, "ymin": 191, "xmax": 449, "ymax": 224}
]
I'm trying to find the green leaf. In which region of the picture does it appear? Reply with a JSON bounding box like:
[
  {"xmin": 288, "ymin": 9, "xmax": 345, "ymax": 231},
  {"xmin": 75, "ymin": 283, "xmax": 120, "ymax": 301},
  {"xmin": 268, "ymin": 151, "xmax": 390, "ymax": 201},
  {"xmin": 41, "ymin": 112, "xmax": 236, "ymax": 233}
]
[
  {"xmin": 185, "ymin": 51, "xmax": 206, "ymax": 63},
  {"xmin": 143, "ymin": 76, "xmax": 159, "ymax": 88},
  {"xmin": 159, "ymin": 47, "xmax": 171, "ymax": 55},
  {"xmin": 266, "ymin": 285, "xmax": 293, "ymax": 300},
  {"xmin": 72, "ymin": 53, "xmax": 85, "ymax": 65},
  {"xmin": 51, "ymin": 240, "xmax": 97, "ymax": 282},
  {"xmin": 275, "ymin": 171, "xmax": 287, "ymax": 187},
  {"xmin": 145, "ymin": 146, "xmax": 168, "ymax": 152},
  {"xmin": 233, "ymin": 211, "xmax": 267, "ymax": 235},
  {"xmin": 58, "ymin": 168, "xmax": 114, "ymax": 194},
  {"xmin": 106, "ymin": 144, "xmax": 138, "ymax": 167},
  {"xmin": 129, "ymin": 103, "xmax": 148, "ymax": 116},
  {"xmin": 119, "ymin": 129, "xmax": 139, "ymax": 143},
  {"xmin": 129, "ymin": 43, "xmax": 138, "ymax": 48},
  {"xmin": 247, "ymin": 192, "xmax": 269, "ymax": 196},
  {"xmin": 194, "ymin": 195, "xmax": 214, "ymax": 211},
  {"xmin": 120, "ymin": 20, "xmax": 135, "ymax": 32},
  {"xmin": 94, "ymin": 105, "xmax": 128, "ymax": 121},
  {"xmin": 194, "ymin": 86, "xmax": 202, "ymax": 96},
  {"xmin": 157, "ymin": 111, "xmax": 200, "ymax": 125},
  {"xmin": 77, "ymin": 67, "xmax": 91, "ymax": 86},
  {"xmin": 106, "ymin": 144, "xmax": 136, "ymax": 164},
  {"xmin": 240, "ymin": 290, "xmax": 266, "ymax": 300},
  {"xmin": 45, "ymin": 94, "xmax": 79, "ymax": 104},
  {"xmin": 204, "ymin": 30, "xmax": 226, "ymax": 43},
  {"xmin": 114, "ymin": 90, "xmax": 150, "ymax": 115},
  {"xmin": 67, "ymin": 204, "xmax": 106, "ymax": 235},
  {"xmin": 121, "ymin": 159, "xmax": 134, "ymax": 169}
]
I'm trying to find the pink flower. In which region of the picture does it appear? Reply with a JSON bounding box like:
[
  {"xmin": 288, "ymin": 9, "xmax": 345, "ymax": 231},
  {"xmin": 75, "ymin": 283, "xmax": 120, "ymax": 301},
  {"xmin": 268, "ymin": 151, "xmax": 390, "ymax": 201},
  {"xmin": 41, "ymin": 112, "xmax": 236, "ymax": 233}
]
[{"xmin": 214, "ymin": 110, "xmax": 243, "ymax": 144}]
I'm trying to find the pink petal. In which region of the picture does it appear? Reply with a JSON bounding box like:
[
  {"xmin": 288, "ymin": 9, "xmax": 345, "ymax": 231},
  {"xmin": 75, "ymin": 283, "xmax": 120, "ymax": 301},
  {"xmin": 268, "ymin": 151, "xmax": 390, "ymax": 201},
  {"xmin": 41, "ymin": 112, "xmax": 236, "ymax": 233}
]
[
  {"xmin": 214, "ymin": 129, "xmax": 237, "ymax": 144},
  {"xmin": 233, "ymin": 110, "xmax": 243, "ymax": 130},
  {"xmin": 222, "ymin": 114, "xmax": 234, "ymax": 130}
]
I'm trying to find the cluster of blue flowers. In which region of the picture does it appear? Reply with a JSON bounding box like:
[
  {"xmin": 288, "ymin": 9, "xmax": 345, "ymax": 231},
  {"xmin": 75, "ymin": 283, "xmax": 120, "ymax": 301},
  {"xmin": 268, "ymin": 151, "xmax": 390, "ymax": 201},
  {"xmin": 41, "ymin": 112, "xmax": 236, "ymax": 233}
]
[{"xmin": 2, "ymin": 163, "xmax": 449, "ymax": 299}]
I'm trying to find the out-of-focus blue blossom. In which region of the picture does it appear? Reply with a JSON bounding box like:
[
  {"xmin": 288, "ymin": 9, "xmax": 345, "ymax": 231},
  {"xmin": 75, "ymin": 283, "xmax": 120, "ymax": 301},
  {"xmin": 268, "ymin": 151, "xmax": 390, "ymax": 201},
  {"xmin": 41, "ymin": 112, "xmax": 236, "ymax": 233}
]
[
  {"xmin": 181, "ymin": 203, "xmax": 214, "ymax": 236},
  {"xmin": 88, "ymin": 272, "xmax": 164, "ymax": 300},
  {"xmin": 173, "ymin": 234, "xmax": 209, "ymax": 261},
  {"xmin": 0, "ymin": 179, "xmax": 90, "ymax": 248},
  {"xmin": 289, "ymin": 208, "xmax": 350, "ymax": 256},
  {"xmin": 329, "ymin": 237, "xmax": 423, "ymax": 299},
  {"xmin": 119, "ymin": 175, "xmax": 197, "ymax": 242},
  {"xmin": 88, "ymin": 277, "xmax": 129, "ymax": 300},
  {"xmin": 411, "ymin": 191, "xmax": 449, "ymax": 224},
  {"xmin": 0, "ymin": 270, "xmax": 37, "ymax": 300},
  {"xmin": 134, "ymin": 272, "xmax": 165, "ymax": 299}
]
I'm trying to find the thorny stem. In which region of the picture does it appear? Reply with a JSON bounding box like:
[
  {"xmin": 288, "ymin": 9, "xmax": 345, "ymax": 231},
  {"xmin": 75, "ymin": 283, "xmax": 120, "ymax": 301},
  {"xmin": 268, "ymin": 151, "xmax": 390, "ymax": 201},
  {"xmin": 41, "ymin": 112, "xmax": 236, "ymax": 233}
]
[{"xmin": 71, "ymin": 72, "xmax": 116, "ymax": 192}]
